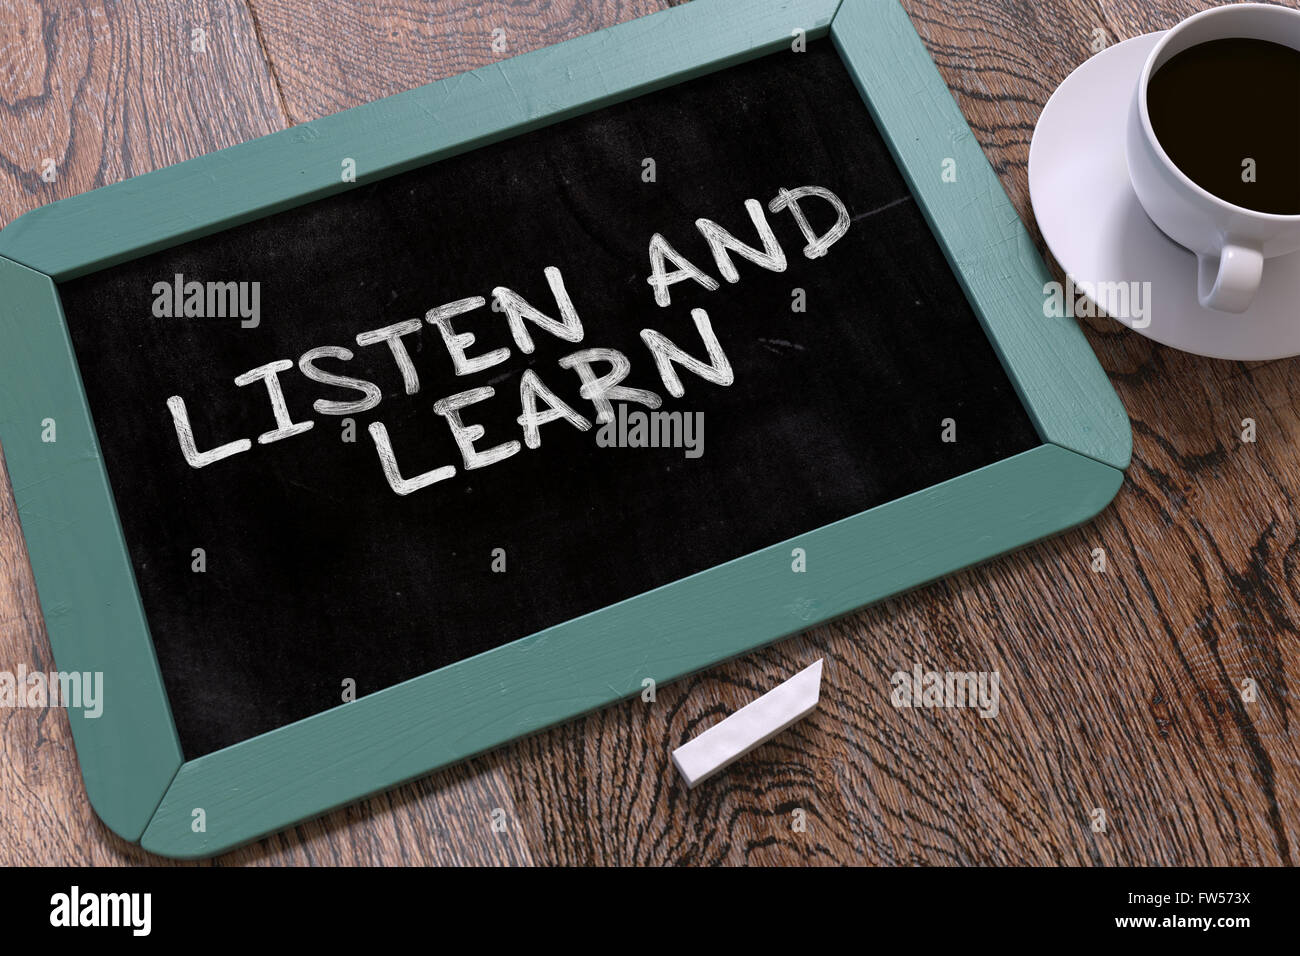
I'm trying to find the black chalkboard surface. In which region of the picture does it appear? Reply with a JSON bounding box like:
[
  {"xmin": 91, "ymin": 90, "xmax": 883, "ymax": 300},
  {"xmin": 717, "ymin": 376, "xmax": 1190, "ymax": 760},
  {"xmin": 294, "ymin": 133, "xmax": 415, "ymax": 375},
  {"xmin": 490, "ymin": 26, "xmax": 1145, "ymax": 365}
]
[{"xmin": 58, "ymin": 40, "xmax": 1039, "ymax": 758}]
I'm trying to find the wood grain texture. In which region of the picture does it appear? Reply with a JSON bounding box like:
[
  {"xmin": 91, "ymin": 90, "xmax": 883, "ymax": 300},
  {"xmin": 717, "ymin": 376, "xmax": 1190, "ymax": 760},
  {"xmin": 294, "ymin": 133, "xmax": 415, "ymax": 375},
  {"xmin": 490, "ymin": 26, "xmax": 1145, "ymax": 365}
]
[
  {"xmin": 0, "ymin": 0, "xmax": 286, "ymax": 219},
  {"xmin": 243, "ymin": 0, "xmax": 682, "ymax": 121},
  {"xmin": 1, "ymin": 0, "xmax": 1297, "ymax": 865}
]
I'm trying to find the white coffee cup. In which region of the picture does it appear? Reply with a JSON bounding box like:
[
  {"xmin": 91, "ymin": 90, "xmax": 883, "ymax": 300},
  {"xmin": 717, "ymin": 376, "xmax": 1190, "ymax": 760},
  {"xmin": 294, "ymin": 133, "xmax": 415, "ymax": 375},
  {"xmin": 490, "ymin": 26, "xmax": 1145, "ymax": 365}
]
[{"xmin": 1125, "ymin": 3, "xmax": 1300, "ymax": 314}]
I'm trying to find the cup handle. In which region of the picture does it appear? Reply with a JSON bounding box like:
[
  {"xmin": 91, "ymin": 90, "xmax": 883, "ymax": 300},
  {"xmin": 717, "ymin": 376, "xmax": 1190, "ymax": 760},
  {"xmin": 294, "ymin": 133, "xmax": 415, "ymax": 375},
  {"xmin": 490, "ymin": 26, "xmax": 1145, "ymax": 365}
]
[{"xmin": 1197, "ymin": 242, "xmax": 1264, "ymax": 314}]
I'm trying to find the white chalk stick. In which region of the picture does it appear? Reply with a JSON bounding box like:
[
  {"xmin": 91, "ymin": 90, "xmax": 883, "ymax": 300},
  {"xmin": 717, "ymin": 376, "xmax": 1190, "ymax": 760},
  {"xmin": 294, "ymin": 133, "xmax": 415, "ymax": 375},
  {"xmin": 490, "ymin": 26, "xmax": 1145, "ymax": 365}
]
[{"xmin": 671, "ymin": 659, "xmax": 823, "ymax": 788}]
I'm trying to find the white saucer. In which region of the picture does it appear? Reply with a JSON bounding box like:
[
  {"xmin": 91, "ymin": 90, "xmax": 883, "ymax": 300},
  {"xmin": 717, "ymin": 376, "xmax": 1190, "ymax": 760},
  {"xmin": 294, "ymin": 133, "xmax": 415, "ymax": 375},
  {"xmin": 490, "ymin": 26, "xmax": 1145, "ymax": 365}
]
[{"xmin": 1029, "ymin": 33, "xmax": 1300, "ymax": 361}]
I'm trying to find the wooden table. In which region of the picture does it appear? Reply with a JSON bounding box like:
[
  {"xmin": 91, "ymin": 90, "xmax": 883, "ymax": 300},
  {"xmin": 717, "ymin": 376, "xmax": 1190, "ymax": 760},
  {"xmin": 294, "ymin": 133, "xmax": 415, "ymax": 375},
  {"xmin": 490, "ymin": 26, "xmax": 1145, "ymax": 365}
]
[{"xmin": 1, "ymin": 0, "xmax": 1295, "ymax": 866}]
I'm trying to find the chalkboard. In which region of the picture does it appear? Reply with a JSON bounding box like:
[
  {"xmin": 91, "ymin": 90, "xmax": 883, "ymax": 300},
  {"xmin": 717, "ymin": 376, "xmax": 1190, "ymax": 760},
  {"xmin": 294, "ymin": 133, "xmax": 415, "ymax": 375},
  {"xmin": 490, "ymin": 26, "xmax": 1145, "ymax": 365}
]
[
  {"xmin": 0, "ymin": 0, "xmax": 1127, "ymax": 855},
  {"xmin": 58, "ymin": 40, "xmax": 1035, "ymax": 757}
]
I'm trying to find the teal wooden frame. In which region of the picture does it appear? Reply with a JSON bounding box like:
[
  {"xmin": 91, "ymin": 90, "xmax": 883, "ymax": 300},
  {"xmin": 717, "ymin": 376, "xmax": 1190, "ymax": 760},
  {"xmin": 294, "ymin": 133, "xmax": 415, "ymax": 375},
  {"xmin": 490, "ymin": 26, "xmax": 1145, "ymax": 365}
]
[{"xmin": 0, "ymin": 0, "xmax": 1129, "ymax": 858}]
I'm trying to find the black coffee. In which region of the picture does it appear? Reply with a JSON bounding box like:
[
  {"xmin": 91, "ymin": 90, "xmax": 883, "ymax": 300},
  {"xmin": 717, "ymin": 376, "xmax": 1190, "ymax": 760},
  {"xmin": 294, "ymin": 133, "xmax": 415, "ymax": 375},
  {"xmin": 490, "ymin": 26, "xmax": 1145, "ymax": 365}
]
[{"xmin": 1147, "ymin": 37, "xmax": 1300, "ymax": 215}]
